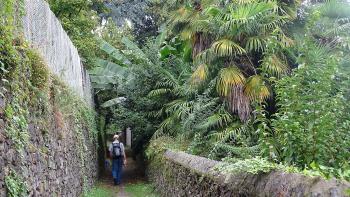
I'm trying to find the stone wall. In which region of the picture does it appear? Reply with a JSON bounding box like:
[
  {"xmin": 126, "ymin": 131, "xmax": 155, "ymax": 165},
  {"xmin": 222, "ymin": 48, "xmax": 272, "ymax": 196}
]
[
  {"xmin": 22, "ymin": 0, "xmax": 93, "ymax": 105},
  {"xmin": 148, "ymin": 150, "xmax": 350, "ymax": 197},
  {"xmin": 0, "ymin": 0, "xmax": 98, "ymax": 196},
  {"xmin": 0, "ymin": 66, "xmax": 98, "ymax": 196},
  {"xmin": 0, "ymin": 98, "xmax": 98, "ymax": 197}
]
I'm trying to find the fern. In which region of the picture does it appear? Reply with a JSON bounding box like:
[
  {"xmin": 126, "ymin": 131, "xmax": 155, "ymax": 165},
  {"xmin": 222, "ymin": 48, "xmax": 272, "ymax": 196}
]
[
  {"xmin": 211, "ymin": 122, "xmax": 248, "ymax": 142},
  {"xmin": 148, "ymin": 88, "xmax": 171, "ymax": 97},
  {"xmin": 196, "ymin": 109, "xmax": 233, "ymax": 130}
]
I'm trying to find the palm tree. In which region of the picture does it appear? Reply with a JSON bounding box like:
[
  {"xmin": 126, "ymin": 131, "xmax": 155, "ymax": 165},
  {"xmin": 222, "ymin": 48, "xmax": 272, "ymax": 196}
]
[{"xmin": 166, "ymin": 0, "xmax": 298, "ymax": 121}]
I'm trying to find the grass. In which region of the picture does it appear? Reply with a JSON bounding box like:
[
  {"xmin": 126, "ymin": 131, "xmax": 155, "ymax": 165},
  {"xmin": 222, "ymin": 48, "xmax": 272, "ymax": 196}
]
[
  {"xmin": 85, "ymin": 182, "xmax": 158, "ymax": 197},
  {"xmin": 84, "ymin": 182, "xmax": 117, "ymax": 197},
  {"xmin": 124, "ymin": 183, "xmax": 159, "ymax": 197}
]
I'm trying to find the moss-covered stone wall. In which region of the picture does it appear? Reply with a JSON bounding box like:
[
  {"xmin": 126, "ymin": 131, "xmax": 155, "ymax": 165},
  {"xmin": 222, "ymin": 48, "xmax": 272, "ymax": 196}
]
[
  {"xmin": 148, "ymin": 150, "xmax": 350, "ymax": 197},
  {"xmin": 0, "ymin": 28, "xmax": 98, "ymax": 196}
]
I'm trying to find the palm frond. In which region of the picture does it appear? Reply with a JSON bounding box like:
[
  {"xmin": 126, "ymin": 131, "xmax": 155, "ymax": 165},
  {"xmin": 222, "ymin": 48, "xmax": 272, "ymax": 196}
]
[
  {"xmin": 204, "ymin": 6, "xmax": 221, "ymax": 17},
  {"xmin": 245, "ymin": 36, "xmax": 267, "ymax": 52},
  {"xmin": 191, "ymin": 64, "xmax": 208, "ymax": 84},
  {"xmin": 231, "ymin": 0, "xmax": 258, "ymax": 5},
  {"xmin": 275, "ymin": 29, "xmax": 294, "ymax": 48},
  {"xmin": 258, "ymin": 16, "xmax": 287, "ymax": 34},
  {"xmin": 261, "ymin": 54, "xmax": 289, "ymax": 77},
  {"xmin": 171, "ymin": 6, "xmax": 194, "ymax": 24},
  {"xmin": 220, "ymin": 1, "xmax": 277, "ymax": 31},
  {"xmin": 217, "ymin": 66, "xmax": 245, "ymax": 97},
  {"xmin": 148, "ymin": 88, "xmax": 171, "ymax": 97},
  {"xmin": 244, "ymin": 75, "xmax": 270, "ymax": 102},
  {"xmin": 155, "ymin": 66, "xmax": 180, "ymax": 89},
  {"xmin": 325, "ymin": 18, "xmax": 350, "ymax": 37},
  {"xmin": 153, "ymin": 116, "xmax": 175, "ymax": 138},
  {"xmin": 193, "ymin": 48, "xmax": 216, "ymax": 65},
  {"xmin": 180, "ymin": 28, "xmax": 195, "ymax": 41},
  {"xmin": 146, "ymin": 110, "xmax": 164, "ymax": 119},
  {"xmin": 320, "ymin": 0, "xmax": 350, "ymax": 19},
  {"xmin": 164, "ymin": 99, "xmax": 193, "ymax": 117},
  {"xmin": 189, "ymin": 19, "xmax": 212, "ymax": 34},
  {"xmin": 154, "ymin": 112, "xmax": 182, "ymax": 138},
  {"xmin": 212, "ymin": 39, "xmax": 246, "ymax": 57}
]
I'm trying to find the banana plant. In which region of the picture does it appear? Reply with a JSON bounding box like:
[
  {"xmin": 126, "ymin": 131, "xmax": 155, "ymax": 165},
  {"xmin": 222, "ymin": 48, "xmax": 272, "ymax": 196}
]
[{"xmin": 90, "ymin": 32, "xmax": 167, "ymax": 107}]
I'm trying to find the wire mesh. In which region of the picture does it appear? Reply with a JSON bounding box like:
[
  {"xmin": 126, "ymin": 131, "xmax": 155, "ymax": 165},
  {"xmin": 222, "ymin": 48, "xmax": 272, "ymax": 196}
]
[{"xmin": 22, "ymin": 0, "xmax": 93, "ymax": 106}]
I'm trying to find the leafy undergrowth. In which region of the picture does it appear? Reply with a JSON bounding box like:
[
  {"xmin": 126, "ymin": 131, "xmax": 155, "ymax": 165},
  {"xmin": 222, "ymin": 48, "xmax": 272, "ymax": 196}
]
[
  {"xmin": 216, "ymin": 157, "xmax": 350, "ymax": 181},
  {"xmin": 124, "ymin": 183, "xmax": 159, "ymax": 197}
]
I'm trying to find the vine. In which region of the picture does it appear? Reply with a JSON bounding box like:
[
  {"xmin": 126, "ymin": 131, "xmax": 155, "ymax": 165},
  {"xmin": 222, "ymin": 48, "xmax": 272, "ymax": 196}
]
[
  {"xmin": 4, "ymin": 169, "xmax": 28, "ymax": 197},
  {"xmin": 4, "ymin": 96, "xmax": 30, "ymax": 152},
  {"xmin": 1, "ymin": 21, "xmax": 98, "ymax": 196},
  {"xmin": 51, "ymin": 76, "xmax": 98, "ymax": 193},
  {"xmin": 1, "ymin": 28, "xmax": 30, "ymax": 154}
]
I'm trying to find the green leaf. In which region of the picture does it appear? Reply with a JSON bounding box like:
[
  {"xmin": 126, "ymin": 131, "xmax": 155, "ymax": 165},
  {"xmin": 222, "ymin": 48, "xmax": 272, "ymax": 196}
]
[
  {"xmin": 98, "ymin": 39, "xmax": 129, "ymax": 64},
  {"xmin": 101, "ymin": 97, "xmax": 126, "ymax": 108}
]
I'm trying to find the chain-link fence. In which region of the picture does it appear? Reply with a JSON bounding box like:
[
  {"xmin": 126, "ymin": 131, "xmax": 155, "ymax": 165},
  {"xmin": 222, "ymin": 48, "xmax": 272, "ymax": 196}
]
[{"xmin": 22, "ymin": 0, "xmax": 93, "ymax": 106}]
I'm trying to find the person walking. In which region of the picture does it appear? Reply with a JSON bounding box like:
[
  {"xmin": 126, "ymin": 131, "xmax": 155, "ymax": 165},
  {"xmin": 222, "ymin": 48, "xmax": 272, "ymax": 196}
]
[{"xmin": 109, "ymin": 134, "xmax": 127, "ymax": 185}]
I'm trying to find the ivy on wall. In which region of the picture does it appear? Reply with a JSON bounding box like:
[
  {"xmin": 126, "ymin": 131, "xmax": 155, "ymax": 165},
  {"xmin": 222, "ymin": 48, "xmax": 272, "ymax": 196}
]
[
  {"xmin": 51, "ymin": 76, "xmax": 98, "ymax": 194},
  {"xmin": 0, "ymin": 6, "xmax": 98, "ymax": 195},
  {"xmin": 4, "ymin": 170, "xmax": 28, "ymax": 197}
]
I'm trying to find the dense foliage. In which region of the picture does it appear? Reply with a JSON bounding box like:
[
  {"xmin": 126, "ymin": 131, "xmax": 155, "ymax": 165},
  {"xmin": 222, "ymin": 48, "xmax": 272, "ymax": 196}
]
[
  {"xmin": 1, "ymin": 0, "xmax": 350, "ymax": 190},
  {"xmin": 87, "ymin": 0, "xmax": 350, "ymax": 181},
  {"xmin": 264, "ymin": 1, "xmax": 350, "ymax": 177}
]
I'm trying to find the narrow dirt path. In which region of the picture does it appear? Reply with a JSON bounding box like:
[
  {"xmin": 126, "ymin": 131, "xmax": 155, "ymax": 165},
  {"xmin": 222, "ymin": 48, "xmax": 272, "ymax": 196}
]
[{"xmin": 101, "ymin": 149, "xmax": 147, "ymax": 197}]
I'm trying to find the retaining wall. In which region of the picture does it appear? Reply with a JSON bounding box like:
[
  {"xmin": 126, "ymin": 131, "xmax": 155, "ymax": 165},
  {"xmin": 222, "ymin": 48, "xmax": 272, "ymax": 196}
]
[
  {"xmin": 0, "ymin": 0, "xmax": 98, "ymax": 196},
  {"xmin": 148, "ymin": 150, "xmax": 350, "ymax": 197}
]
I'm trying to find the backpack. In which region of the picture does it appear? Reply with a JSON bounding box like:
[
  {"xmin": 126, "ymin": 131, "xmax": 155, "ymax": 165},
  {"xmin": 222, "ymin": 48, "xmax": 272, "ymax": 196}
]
[{"xmin": 112, "ymin": 142, "xmax": 122, "ymax": 159}]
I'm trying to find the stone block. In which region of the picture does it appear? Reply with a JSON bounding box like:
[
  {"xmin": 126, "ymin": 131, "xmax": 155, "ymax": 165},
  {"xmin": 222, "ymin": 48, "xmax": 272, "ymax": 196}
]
[
  {"xmin": 0, "ymin": 119, "xmax": 4, "ymax": 133},
  {"xmin": 0, "ymin": 143, "xmax": 4, "ymax": 152},
  {"xmin": 5, "ymin": 149, "xmax": 15, "ymax": 163},
  {"xmin": 0, "ymin": 97, "xmax": 5, "ymax": 112}
]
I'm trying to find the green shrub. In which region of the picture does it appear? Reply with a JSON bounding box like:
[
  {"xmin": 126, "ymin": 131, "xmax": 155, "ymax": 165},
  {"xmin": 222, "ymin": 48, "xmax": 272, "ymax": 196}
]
[
  {"xmin": 5, "ymin": 170, "xmax": 28, "ymax": 197},
  {"xmin": 266, "ymin": 41, "xmax": 350, "ymax": 175},
  {"xmin": 26, "ymin": 49, "xmax": 49, "ymax": 89}
]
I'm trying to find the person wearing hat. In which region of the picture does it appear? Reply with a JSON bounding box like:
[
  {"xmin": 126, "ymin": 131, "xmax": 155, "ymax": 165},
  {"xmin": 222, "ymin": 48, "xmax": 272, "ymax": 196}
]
[{"xmin": 108, "ymin": 134, "xmax": 127, "ymax": 185}]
